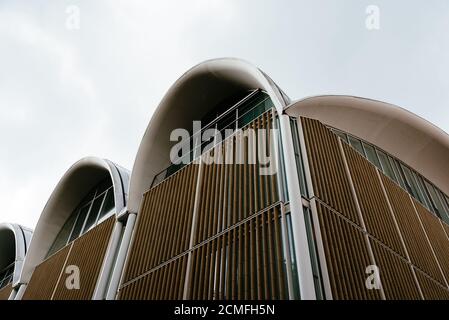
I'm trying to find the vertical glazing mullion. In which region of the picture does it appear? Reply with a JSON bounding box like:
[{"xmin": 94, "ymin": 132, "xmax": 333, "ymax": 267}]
[
  {"xmin": 220, "ymin": 233, "xmax": 227, "ymax": 300},
  {"xmin": 249, "ymin": 218, "xmax": 256, "ymax": 299},
  {"xmin": 273, "ymin": 207, "xmax": 286, "ymax": 299}
]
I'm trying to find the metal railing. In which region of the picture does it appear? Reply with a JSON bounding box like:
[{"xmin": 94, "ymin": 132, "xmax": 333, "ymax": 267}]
[{"xmin": 150, "ymin": 90, "xmax": 273, "ymax": 188}]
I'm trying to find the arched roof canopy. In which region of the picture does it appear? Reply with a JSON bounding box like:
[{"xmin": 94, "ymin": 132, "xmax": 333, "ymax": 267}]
[
  {"xmin": 286, "ymin": 95, "xmax": 449, "ymax": 196},
  {"xmin": 128, "ymin": 58, "xmax": 289, "ymax": 213},
  {"xmin": 19, "ymin": 157, "xmax": 129, "ymax": 284},
  {"xmin": 0, "ymin": 223, "xmax": 32, "ymax": 286}
]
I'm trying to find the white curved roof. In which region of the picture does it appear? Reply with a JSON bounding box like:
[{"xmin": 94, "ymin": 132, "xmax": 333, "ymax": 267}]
[
  {"xmin": 285, "ymin": 95, "xmax": 449, "ymax": 196},
  {"xmin": 0, "ymin": 223, "xmax": 32, "ymax": 286},
  {"xmin": 19, "ymin": 157, "xmax": 129, "ymax": 284},
  {"xmin": 128, "ymin": 58, "xmax": 289, "ymax": 213}
]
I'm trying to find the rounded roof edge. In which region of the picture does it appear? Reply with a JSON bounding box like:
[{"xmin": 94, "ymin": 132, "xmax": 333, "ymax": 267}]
[
  {"xmin": 128, "ymin": 58, "xmax": 289, "ymax": 213},
  {"xmin": 19, "ymin": 157, "xmax": 130, "ymax": 285},
  {"xmin": 0, "ymin": 223, "xmax": 33, "ymax": 287},
  {"xmin": 285, "ymin": 94, "xmax": 449, "ymax": 196}
]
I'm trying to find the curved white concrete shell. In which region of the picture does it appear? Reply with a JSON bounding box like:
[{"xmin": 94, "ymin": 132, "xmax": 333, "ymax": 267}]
[
  {"xmin": 19, "ymin": 157, "xmax": 130, "ymax": 285},
  {"xmin": 285, "ymin": 95, "xmax": 449, "ymax": 196},
  {"xmin": 0, "ymin": 223, "xmax": 32, "ymax": 287},
  {"xmin": 128, "ymin": 58, "xmax": 290, "ymax": 213}
]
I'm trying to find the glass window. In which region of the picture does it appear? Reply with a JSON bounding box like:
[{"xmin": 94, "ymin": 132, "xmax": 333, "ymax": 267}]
[
  {"xmin": 290, "ymin": 119, "xmax": 308, "ymax": 197},
  {"xmin": 348, "ymin": 135, "xmax": 365, "ymax": 156},
  {"xmin": 46, "ymin": 178, "xmax": 115, "ymax": 259},
  {"xmin": 437, "ymin": 190, "xmax": 449, "ymax": 224},
  {"xmin": 332, "ymin": 129, "xmax": 348, "ymax": 143},
  {"xmin": 389, "ymin": 157, "xmax": 407, "ymax": 189},
  {"xmin": 69, "ymin": 205, "xmax": 90, "ymax": 243},
  {"xmin": 413, "ymin": 174, "xmax": 433, "ymax": 212},
  {"xmin": 82, "ymin": 194, "xmax": 104, "ymax": 233},
  {"xmin": 47, "ymin": 213, "xmax": 78, "ymax": 257},
  {"xmin": 424, "ymin": 180, "xmax": 445, "ymax": 219},
  {"xmin": 362, "ymin": 142, "xmax": 382, "ymax": 170},
  {"xmin": 285, "ymin": 214, "xmax": 300, "ymax": 299},
  {"xmin": 98, "ymin": 189, "xmax": 114, "ymax": 221},
  {"xmin": 400, "ymin": 164, "xmax": 426, "ymax": 205},
  {"xmin": 376, "ymin": 150, "xmax": 396, "ymax": 181}
]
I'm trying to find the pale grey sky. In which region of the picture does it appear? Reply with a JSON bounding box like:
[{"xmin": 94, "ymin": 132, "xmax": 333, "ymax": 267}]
[{"xmin": 1, "ymin": 0, "xmax": 448, "ymax": 228}]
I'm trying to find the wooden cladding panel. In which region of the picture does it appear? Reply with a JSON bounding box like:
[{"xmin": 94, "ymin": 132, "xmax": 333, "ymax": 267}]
[
  {"xmin": 301, "ymin": 118, "xmax": 359, "ymax": 225},
  {"xmin": 414, "ymin": 201, "xmax": 449, "ymax": 285},
  {"xmin": 22, "ymin": 245, "xmax": 70, "ymax": 300},
  {"xmin": 316, "ymin": 202, "xmax": 381, "ymax": 299},
  {"xmin": 414, "ymin": 268, "xmax": 449, "ymax": 300},
  {"xmin": 369, "ymin": 239, "xmax": 421, "ymax": 299},
  {"xmin": 123, "ymin": 164, "xmax": 199, "ymax": 283},
  {"xmin": 0, "ymin": 283, "xmax": 12, "ymax": 300},
  {"xmin": 119, "ymin": 256, "xmax": 188, "ymax": 300},
  {"xmin": 187, "ymin": 206, "xmax": 287, "ymax": 300},
  {"xmin": 52, "ymin": 216, "xmax": 115, "ymax": 300},
  {"xmin": 342, "ymin": 143, "xmax": 406, "ymax": 258},
  {"xmin": 380, "ymin": 175, "xmax": 446, "ymax": 285},
  {"xmin": 194, "ymin": 111, "xmax": 278, "ymax": 245}
]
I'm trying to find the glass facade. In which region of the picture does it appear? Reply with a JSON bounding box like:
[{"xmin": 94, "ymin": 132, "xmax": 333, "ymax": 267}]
[
  {"xmin": 0, "ymin": 263, "xmax": 14, "ymax": 290},
  {"xmin": 46, "ymin": 178, "xmax": 115, "ymax": 258},
  {"xmin": 151, "ymin": 90, "xmax": 275, "ymax": 187},
  {"xmin": 331, "ymin": 127, "xmax": 449, "ymax": 224}
]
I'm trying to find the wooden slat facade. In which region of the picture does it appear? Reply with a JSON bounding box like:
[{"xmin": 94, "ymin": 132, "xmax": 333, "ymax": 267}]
[
  {"xmin": 23, "ymin": 245, "xmax": 70, "ymax": 300},
  {"xmin": 22, "ymin": 216, "xmax": 115, "ymax": 300},
  {"xmin": 302, "ymin": 117, "xmax": 449, "ymax": 299},
  {"xmin": 315, "ymin": 201, "xmax": 381, "ymax": 299},
  {"xmin": 301, "ymin": 117, "xmax": 359, "ymax": 225},
  {"xmin": 414, "ymin": 268, "xmax": 449, "ymax": 300},
  {"xmin": 52, "ymin": 216, "xmax": 115, "ymax": 299},
  {"xmin": 121, "ymin": 164, "xmax": 199, "ymax": 284},
  {"xmin": 0, "ymin": 283, "xmax": 12, "ymax": 300},
  {"xmin": 380, "ymin": 176, "xmax": 447, "ymax": 285},
  {"xmin": 414, "ymin": 200, "xmax": 449, "ymax": 285},
  {"xmin": 119, "ymin": 110, "xmax": 290, "ymax": 300},
  {"xmin": 342, "ymin": 142, "xmax": 406, "ymax": 258},
  {"xmin": 369, "ymin": 239, "xmax": 421, "ymax": 299}
]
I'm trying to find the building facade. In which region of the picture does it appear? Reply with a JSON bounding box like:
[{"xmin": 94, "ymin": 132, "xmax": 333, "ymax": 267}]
[
  {"xmin": 0, "ymin": 223, "xmax": 32, "ymax": 300},
  {"xmin": 6, "ymin": 58, "xmax": 449, "ymax": 300}
]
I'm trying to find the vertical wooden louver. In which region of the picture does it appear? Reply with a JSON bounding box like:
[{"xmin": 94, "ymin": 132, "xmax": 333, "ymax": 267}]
[
  {"xmin": 301, "ymin": 118, "xmax": 359, "ymax": 225},
  {"xmin": 121, "ymin": 164, "xmax": 199, "ymax": 284},
  {"xmin": 380, "ymin": 175, "xmax": 446, "ymax": 286},
  {"xmin": 414, "ymin": 200, "xmax": 449, "ymax": 285},
  {"xmin": 186, "ymin": 206, "xmax": 286, "ymax": 300},
  {"xmin": 315, "ymin": 201, "xmax": 381, "ymax": 300},
  {"xmin": 22, "ymin": 216, "xmax": 115, "ymax": 300},
  {"xmin": 52, "ymin": 216, "xmax": 115, "ymax": 299},
  {"xmin": 119, "ymin": 110, "xmax": 288, "ymax": 300},
  {"xmin": 342, "ymin": 143, "xmax": 406, "ymax": 258},
  {"xmin": 301, "ymin": 116, "xmax": 449, "ymax": 299},
  {"xmin": 0, "ymin": 284, "xmax": 12, "ymax": 300},
  {"xmin": 369, "ymin": 239, "xmax": 421, "ymax": 299},
  {"xmin": 23, "ymin": 245, "xmax": 70, "ymax": 300},
  {"xmin": 414, "ymin": 268, "xmax": 449, "ymax": 300}
]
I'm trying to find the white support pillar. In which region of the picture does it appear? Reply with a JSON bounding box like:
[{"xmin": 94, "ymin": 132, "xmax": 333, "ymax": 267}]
[
  {"xmin": 106, "ymin": 212, "xmax": 137, "ymax": 300},
  {"xmin": 277, "ymin": 114, "xmax": 316, "ymax": 300},
  {"xmin": 92, "ymin": 219, "xmax": 124, "ymax": 299},
  {"xmin": 13, "ymin": 283, "xmax": 27, "ymax": 300}
]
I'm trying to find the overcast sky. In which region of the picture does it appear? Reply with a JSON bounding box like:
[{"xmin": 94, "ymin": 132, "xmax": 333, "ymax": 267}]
[{"xmin": 1, "ymin": 0, "xmax": 449, "ymax": 228}]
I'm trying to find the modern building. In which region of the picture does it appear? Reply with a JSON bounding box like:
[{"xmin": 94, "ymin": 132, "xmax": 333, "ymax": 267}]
[
  {"xmin": 0, "ymin": 223, "xmax": 32, "ymax": 300},
  {"xmin": 13, "ymin": 157, "xmax": 130, "ymax": 300},
  {"xmin": 8, "ymin": 58, "xmax": 449, "ymax": 300}
]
